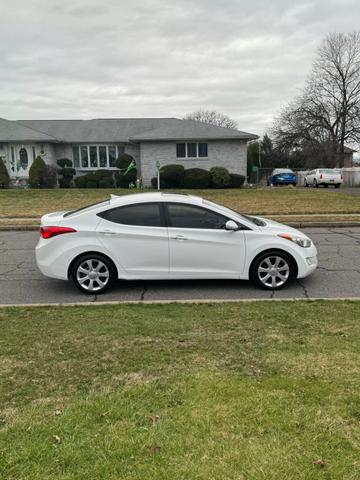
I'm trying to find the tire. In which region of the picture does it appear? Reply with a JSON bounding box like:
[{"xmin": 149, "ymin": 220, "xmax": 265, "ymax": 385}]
[
  {"xmin": 304, "ymin": 180, "xmax": 309, "ymax": 187},
  {"xmin": 324, "ymin": 184, "xmax": 328, "ymax": 188},
  {"xmin": 335, "ymin": 184, "xmax": 341, "ymax": 188},
  {"xmin": 313, "ymin": 180, "xmax": 318, "ymax": 188},
  {"xmin": 250, "ymin": 251, "xmax": 295, "ymax": 290},
  {"xmin": 71, "ymin": 253, "xmax": 116, "ymax": 295}
]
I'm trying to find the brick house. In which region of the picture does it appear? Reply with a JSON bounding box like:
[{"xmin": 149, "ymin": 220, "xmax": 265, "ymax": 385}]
[{"xmin": 0, "ymin": 117, "xmax": 257, "ymax": 186}]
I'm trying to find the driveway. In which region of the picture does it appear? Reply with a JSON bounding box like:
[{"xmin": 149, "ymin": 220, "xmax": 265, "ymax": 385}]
[{"xmin": 0, "ymin": 228, "xmax": 360, "ymax": 304}]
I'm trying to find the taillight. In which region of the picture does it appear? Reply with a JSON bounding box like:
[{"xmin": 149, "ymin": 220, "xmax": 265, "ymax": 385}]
[
  {"xmin": 320, "ymin": 174, "xmax": 323, "ymax": 179},
  {"xmin": 40, "ymin": 226, "xmax": 77, "ymax": 239}
]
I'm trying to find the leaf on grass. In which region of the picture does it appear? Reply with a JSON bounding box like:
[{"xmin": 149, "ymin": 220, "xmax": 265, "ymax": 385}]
[
  {"xmin": 150, "ymin": 415, "xmax": 161, "ymax": 424},
  {"xmin": 54, "ymin": 404, "xmax": 63, "ymax": 416},
  {"xmin": 53, "ymin": 435, "xmax": 61, "ymax": 445},
  {"xmin": 146, "ymin": 446, "xmax": 161, "ymax": 455},
  {"xmin": 313, "ymin": 459, "xmax": 326, "ymax": 467}
]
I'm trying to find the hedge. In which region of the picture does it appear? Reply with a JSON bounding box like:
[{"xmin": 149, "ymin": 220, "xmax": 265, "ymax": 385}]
[
  {"xmin": 184, "ymin": 168, "xmax": 211, "ymax": 188},
  {"xmin": 230, "ymin": 173, "xmax": 245, "ymax": 188},
  {"xmin": 210, "ymin": 166, "xmax": 231, "ymax": 188},
  {"xmin": 0, "ymin": 158, "xmax": 10, "ymax": 188},
  {"xmin": 28, "ymin": 156, "xmax": 47, "ymax": 188}
]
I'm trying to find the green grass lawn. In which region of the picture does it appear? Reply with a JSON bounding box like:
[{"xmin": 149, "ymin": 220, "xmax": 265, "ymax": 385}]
[
  {"xmin": 0, "ymin": 187, "xmax": 360, "ymax": 218},
  {"xmin": 1, "ymin": 301, "xmax": 360, "ymax": 479}
]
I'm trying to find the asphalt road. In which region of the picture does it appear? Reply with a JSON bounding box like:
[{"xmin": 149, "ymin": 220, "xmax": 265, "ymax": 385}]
[{"xmin": 0, "ymin": 228, "xmax": 360, "ymax": 305}]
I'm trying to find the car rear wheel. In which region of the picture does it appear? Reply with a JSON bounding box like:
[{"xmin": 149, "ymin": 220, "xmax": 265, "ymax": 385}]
[
  {"xmin": 251, "ymin": 251, "xmax": 294, "ymax": 290},
  {"xmin": 313, "ymin": 180, "xmax": 318, "ymax": 188},
  {"xmin": 304, "ymin": 180, "xmax": 309, "ymax": 187},
  {"xmin": 72, "ymin": 254, "xmax": 116, "ymax": 294},
  {"xmin": 335, "ymin": 184, "xmax": 341, "ymax": 188}
]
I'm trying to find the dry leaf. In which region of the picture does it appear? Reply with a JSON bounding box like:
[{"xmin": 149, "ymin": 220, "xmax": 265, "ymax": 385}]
[
  {"xmin": 146, "ymin": 446, "xmax": 161, "ymax": 455},
  {"xmin": 313, "ymin": 459, "xmax": 326, "ymax": 467},
  {"xmin": 54, "ymin": 405, "xmax": 62, "ymax": 416},
  {"xmin": 150, "ymin": 415, "xmax": 161, "ymax": 424},
  {"xmin": 53, "ymin": 435, "xmax": 61, "ymax": 445}
]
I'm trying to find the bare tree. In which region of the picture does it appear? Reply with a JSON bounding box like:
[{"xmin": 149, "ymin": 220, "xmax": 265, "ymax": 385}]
[
  {"xmin": 184, "ymin": 109, "xmax": 238, "ymax": 129},
  {"xmin": 273, "ymin": 32, "xmax": 360, "ymax": 167}
]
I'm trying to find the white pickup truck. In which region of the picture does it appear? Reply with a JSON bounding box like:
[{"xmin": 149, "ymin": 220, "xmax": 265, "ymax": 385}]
[{"xmin": 304, "ymin": 169, "xmax": 343, "ymax": 188}]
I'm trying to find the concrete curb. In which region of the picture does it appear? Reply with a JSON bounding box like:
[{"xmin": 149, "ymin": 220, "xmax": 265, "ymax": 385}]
[
  {"xmin": 0, "ymin": 297, "xmax": 360, "ymax": 308},
  {"xmin": 1, "ymin": 222, "xmax": 360, "ymax": 231}
]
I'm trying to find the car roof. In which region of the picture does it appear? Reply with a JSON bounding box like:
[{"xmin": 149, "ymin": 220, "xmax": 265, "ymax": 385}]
[{"xmin": 109, "ymin": 192, "xmax": 204, "ymax": 206}]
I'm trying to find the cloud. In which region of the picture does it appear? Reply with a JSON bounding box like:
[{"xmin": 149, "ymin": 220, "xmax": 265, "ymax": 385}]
[{"xmin": 1, "ymin": 0, "xmax": 360, "ymax": 134}]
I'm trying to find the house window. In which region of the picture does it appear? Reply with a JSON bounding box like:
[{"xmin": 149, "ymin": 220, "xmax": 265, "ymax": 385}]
[
  {"xmin": 73, "ymin": 146, "xmax": 80, "ymax": 167},
  {"xmin": 19, "ymin": 148, "xmax": 28, "ymax": 170},
  {"xmin": 80, "ymin": 146, "xmax": 89, "ymax": 168},
  {"xmin": 176, "ymin": 143, "xmax": 186, "ymax": 158},
  {"xmin": 187, "ymin": 143, "xmax": 197, "ymax": 158},
  {"xmin": 99, "ymin": 146, "xmax": 107, "ymax": 167},
  {"xmin": 89, "ymin": 146, "xmax": 98, "ymax": 168},
  {"xmin": 176, "ymin": 142, "xmax": 208, "ymax": 159},
  {"xmin": 108, "ymin": 146, "xmax": 116, "ymax": 168},
  {"xmin": 72, "ymin": 145, "xmax": 121, "ymax": 169},
  {"xmin": 198, "ymin": 143, "xmax": 208, "ymax": 158}
]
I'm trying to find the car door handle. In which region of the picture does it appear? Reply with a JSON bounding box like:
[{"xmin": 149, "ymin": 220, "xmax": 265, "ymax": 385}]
[
  {"xmin": 171, "ymin": 234, "xmax": 188, "ymax": 241},
  {"xmin": 99, "ymin": 230, "xmax": 116, "ymax": 235}
]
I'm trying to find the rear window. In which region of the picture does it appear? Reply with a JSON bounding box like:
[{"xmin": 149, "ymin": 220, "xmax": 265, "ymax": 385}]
[
  {"xmin": 98, "ymin": 202, "xmax": 162, "ymax": 227},
  {"xmin": 63, "ymin": 200, "xmax": 109, "ymax": 218},
  {"xmin": 273, "ymin": 169, "xmax": 294, "ymax": 174},
  {"xmin": 319, "ymin": 169, "xmax": 337, "ymax": 174}
]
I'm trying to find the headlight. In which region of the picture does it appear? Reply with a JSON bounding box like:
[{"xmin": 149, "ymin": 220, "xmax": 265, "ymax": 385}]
[{"xmin": 278, "ymin": 233, "xmax": 312, "ymax": 248}]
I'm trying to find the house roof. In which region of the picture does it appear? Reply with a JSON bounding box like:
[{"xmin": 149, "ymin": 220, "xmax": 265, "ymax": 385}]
[
  {"xmin": 128, "ymin": 118, "xmax": 258, "ymax": 142},
  {"xmin": 0, "ymin": 117, "xmax": 59, "ymax": 142},
  {"xmin": 0, "ymin": 117, "xmax": 258, "ymax": 143}
]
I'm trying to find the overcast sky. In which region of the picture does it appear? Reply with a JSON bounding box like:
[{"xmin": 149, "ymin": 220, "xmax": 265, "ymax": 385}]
[{"xmin": 1, "ymin": 0, "xmax": 360, "ymax": 135}]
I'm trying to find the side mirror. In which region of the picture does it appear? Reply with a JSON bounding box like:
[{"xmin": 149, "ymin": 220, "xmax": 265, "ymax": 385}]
[{"xmin": 225, "ymin": 220, "xmax": 239, "ymax": 231}]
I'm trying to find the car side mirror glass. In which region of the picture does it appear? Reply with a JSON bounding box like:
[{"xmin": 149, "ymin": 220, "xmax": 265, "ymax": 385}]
[{"xmin": 225, "ymin": 220, "xmax": 239, "ymax": 231}]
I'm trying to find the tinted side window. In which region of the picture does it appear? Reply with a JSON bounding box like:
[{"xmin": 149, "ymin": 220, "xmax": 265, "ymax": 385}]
[
  {"xmin": 167, "ymin": 203, "xmax": 227, "ymax": 229},
  {"xmin": 99, "ymin": 203, "xmax": 162, "ymax": 227}
]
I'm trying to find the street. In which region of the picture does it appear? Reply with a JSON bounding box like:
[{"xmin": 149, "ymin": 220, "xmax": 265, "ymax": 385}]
[{"xmin": 0, "ymin": 227, "xmax": 360, "ymax": 304}]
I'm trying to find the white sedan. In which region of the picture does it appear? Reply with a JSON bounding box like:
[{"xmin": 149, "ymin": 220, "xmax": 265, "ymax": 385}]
[
  {"xmin": 36, "ymin": 192, "xmax": 318, "ymax": 294},
  {"xmin": 304, "ymin": 168, "xmax": 343, "ymax": 188}
]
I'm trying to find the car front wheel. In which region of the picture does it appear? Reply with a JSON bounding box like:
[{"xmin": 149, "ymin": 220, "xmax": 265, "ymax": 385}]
[
  {"xmin": 251, "ymin": 251, "xmax": 294, "ymax": 290},
  {"xmin": 72, "ymin": 254, "xmax": 116, "ymax": 294}
]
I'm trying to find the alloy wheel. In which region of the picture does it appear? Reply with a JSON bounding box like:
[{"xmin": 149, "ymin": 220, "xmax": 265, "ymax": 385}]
[
  {"xmin": 257, "ymin": 255, "xmax": 290, "ymax": 289},
  {"xmin": 76, "ymin": 259, "xmax": 110, "ymax": 292}
]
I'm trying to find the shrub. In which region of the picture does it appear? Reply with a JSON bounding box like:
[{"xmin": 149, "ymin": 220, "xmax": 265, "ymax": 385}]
[
  {"xmin": 74, "ymin": 171, "xmax": 114, "ymax": 188},
  {"xmin": 98, "ymin": 177, "xmax": 115, "ymax": 188},
  {"xmin": 85, "ymin": 179, "xmax": 98, "ymax": 188},
  {"xmin": 116, "ymin": 153, "xmax": 137, "ymax": 188},
  {"xmin": 160, "ymin": 164, "xmax": 185, "ymax": 188},
  {"xmin": 0, "ymin": 158, "xmax": 10, "ymax": 188},
  {"xmin": 210, "ymin": 166, "xmax": 231, "ymax": 188},
  {"xmin": 43, "ymin": 165, "xmax": 57, "ymax": 188},
  {"xmin": 184, "ymin": 168, "xmax": 211, "ymax": 188},
  {"xmin": 57, "ymin": 158, "xmax": 75, "ymax": 188},
  {"xmin": 151, "ymin": 177, "xmax": 159, "ymax": 189},
  {"xmin": 74, "ymin": 176, "xmax": 87, "ymax": 188},
  {"xmin": 230, "ymin": 173, "xmax": 245, "ymax": 188},
  {"xmin": 29, "ymin": 156, "xmax": 47, "ymax": 188}
]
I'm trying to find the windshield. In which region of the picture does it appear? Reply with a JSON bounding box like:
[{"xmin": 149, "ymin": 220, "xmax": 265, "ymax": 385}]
[
  {"xmin": 202, "ymin": 200, "xmax": 266, "ymax": 227},
  {"xmin": 63, "ymin": 200, "xmax": 110, "ymax": 218}
]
